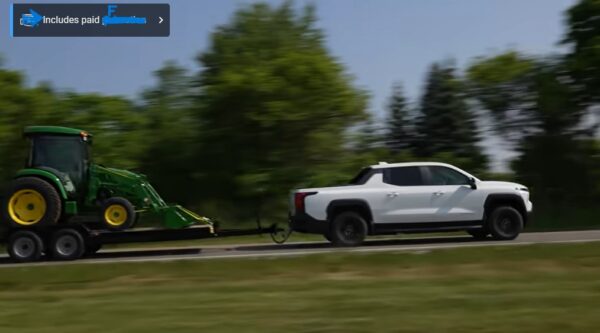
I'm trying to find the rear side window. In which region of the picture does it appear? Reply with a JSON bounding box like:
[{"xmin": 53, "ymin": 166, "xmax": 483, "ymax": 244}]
[
  {"xmin": 384, "ymin": 167, "xmax": 424, "ymax": 186},
  {"xmin": 349, "ymin": 167, "xmax": 373, "ymax": 185}
]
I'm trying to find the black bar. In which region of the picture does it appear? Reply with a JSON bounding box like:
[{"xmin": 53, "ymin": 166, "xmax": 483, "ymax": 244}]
[
  {"xmin": 95, "ymin": 225, "xmax": 214, "ymax": 244},
  {"xmin": 93, "ymin": 225, "xmax": 274, "ymax": 245},
  {"xmin": 12, "ymin": 3, "xmax": 170, "ymax": 37},
  {"xmin": 215, "ymin": 226, "xmax": 277, "ymax": 237}
]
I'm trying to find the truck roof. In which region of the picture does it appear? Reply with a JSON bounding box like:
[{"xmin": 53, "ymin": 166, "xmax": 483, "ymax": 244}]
[
  {"xmin": 369, "ymin": 161, "xmax": 456, "ymax": 169},
  {"xmin": 24, "ymin": 126, "xmax": 92, "ymax": 137}
]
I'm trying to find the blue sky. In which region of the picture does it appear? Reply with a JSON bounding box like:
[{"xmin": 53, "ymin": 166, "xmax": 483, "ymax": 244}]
[{"xmin": 1, "ymin": 0, "xmax": 577, "ymax": 169}]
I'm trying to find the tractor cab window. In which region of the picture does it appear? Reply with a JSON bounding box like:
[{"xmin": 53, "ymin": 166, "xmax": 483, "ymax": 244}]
[{"xmin": 29, "ymin": 135, "xmax": 88, "ymax": 190}]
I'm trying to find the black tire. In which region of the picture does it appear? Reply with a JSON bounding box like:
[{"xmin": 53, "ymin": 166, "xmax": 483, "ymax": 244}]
[
  {"xmin": 329, "ymin": 211, "xmax": 368, "ymax": 247},
  {"xmin": 7, "ymin": 230, "xmax": 44, "ymax": 263},
  {"xmin": 101, "ymin": 197, "xmax": 136, "ymax": 231},
  {"xmin": 3, "ymin": 177, "xmax": 62, "ymax": 228},
  {"xmin": 467, "ymin": 229, "xmax": 489, "ymax": 240},
  {"xmin": 49, "ymin": 228, "xmax": 85, "ymax": 261},
  {"xmin": 323, "ymin": 233, "xmax": 333, "ymax": 243},
  {"xmin": 487, "ymin": 206, "xmax": 524, "ymax": 240}
]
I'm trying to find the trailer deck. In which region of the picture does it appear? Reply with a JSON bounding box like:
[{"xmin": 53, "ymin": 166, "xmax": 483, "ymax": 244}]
[{"xmin": 3, "ymin": 223, "xmax": 284, "ymax": 263}]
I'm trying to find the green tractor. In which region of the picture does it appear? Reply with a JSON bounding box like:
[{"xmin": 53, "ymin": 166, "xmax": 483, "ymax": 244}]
[{"xmin": 3, "ymin": 126, "xmax": 212, "ymax": 233}]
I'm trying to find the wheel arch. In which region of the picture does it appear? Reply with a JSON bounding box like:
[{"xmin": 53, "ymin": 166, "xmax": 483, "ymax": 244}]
[
  {"xmin": 326, "ymin": 199, "xmax": 374, "ymax": 233},
  {"xmin": 484, "ymin": 193, "xmax": 528, "ymax": 224}
]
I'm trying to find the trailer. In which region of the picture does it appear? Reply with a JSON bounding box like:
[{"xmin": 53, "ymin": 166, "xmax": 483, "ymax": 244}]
[
  {"xmin": 1, "ymin": 126, "xmax": 289, "ymax": 263},
  {"xmin": 3, "ymin": 222, "xmax": 286, "ymax": 262}
]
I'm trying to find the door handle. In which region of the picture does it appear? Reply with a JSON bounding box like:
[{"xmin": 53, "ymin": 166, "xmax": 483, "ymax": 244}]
[
  {"xmin": 387, "ymin": 192, "xmax": 399, "ymax": 197},
  {"xmin": 433, "ymin": 191, "xmax": 444, "ymax": 196}
]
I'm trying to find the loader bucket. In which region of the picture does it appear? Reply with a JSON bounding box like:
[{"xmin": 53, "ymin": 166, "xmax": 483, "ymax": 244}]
[{"xmin": 159, "ymin": 205, "xmax": 214, "ymax": 231}]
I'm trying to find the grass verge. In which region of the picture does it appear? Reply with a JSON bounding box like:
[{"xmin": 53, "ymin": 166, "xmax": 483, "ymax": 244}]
[{"xmin": 1, "ymin": 241, "xmax": 600, "ymax": 332}]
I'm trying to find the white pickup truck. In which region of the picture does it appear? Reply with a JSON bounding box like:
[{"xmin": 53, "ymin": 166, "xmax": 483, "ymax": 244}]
[{"xmin": 289, "ymin": 162, "xmax": 532, "ymax": 246}]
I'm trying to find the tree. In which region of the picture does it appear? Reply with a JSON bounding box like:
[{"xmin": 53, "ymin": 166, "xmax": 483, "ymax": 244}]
[
  {"xmin": 195, "ymin": 2, "xmax": 368, "ymax": 221},
  {"xmin": 563, "ymin": 0, "xmax": 600, "ymax": 106},
  {"xmin": 139, "ymin": 61, "xmax": 199, "ymax": 204},
  {"xmin": 414, "ymin": 62, "xmax": 487, "ymax": 170},
  {"xmin": 467, "ymin": 52, "xmax": 600, "ymax": 205},
  {"xmin": 0, "ymin": 68, "xmax": 56, "ymax": 182},
  {"xmin": 385, "ymin": 83, "xmax": 413, "ymax": 153}
]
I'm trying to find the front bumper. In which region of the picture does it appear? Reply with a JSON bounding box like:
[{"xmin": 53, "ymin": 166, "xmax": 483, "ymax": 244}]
[{"xmin": 289, "ymin": 212, "xmax": 329, "ymax": 235}]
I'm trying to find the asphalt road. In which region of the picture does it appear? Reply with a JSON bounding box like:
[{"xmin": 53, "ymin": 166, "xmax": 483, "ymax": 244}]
[{"xmin": 2, "ymin": 230, "xmax": 600, "ymax": 268}]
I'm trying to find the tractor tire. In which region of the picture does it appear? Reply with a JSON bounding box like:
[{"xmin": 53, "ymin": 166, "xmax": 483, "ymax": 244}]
[
  {"xmin": 3, "ymin": 177, "xmax": 62, "ymax": 228},
  {"xmin": 49, "ymin": 228, "xmax": 85, "ymax": 261},
  {"xmin": 7, "ymin": 230, "xmax": 44, "ymax": 263},
  {"xmin": 487, "ymin": 206, "xmax": 524, "ymax": 240},
  {"xmin": 101, "ymin": 197, "xmax": 136, "ymax": 231},
  {"xmin": 329, "ymin": 211, "xmax": 368, "ymax": 247}
]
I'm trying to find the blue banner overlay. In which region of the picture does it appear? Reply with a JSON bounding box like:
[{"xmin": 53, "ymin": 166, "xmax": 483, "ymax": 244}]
[{"xmin": 12, "ymin": 3, "xmax": 169, "ymax": 37}]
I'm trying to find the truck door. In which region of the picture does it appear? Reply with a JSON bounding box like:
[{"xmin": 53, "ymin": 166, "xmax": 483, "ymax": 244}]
[
  {"xmin": 372, "ymin": 166, "xmax": 434, "ymax": 224},
  {"xmin": 420, "ymin": 166, "xmax": 482, "ymax": 222}
]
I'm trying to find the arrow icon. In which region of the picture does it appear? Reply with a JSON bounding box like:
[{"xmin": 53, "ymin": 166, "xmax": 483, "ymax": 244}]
[
  {"xmin": 20, "ymin": 9, "xmax": 43, "ymax": 28},
  {"xmin": 159, "ymin": 16, "xmax": 163, "ymax": 24}
]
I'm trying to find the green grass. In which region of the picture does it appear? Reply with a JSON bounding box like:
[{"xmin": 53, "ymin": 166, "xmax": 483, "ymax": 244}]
[{"xmin": 2, "ymin": 242, "xmax": 600, "ymax": 332}]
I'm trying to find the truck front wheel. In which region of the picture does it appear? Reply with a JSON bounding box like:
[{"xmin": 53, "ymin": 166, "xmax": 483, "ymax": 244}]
[
  {"xmin": 487, "ymin": 206, "xmax": 523, "ymax": 240},
  {"xmin": 329, "ymin": 211, "xmax": 368, "ymax": 247}
]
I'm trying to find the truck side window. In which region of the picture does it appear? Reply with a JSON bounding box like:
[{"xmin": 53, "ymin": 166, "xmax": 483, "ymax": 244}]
[
  {"xmin": 427, "ymin": 166, "xmax": 469, "ymax": 185},
  {"xmin": 384, "ymin": 166, "xmax": 424, "ymax": 186}
]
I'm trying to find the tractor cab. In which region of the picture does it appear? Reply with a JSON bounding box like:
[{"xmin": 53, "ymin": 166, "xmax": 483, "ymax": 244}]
[{"xmin": 24, "ymin": 126, "xmax": 91, "ymax": 197}]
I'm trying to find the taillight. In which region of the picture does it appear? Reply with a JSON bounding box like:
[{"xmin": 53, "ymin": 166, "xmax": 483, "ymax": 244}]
[{"xmin": 294, "ymin": 192, "xmax": 317, "ymax": 214}]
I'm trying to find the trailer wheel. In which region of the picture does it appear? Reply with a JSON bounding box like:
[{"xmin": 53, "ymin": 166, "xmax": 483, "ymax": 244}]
[
  {"xmin": 50, "ymin": 229, "xmax": 85, "ymax": 261},
  {"xmin": 270, "ymin": 223, "xmax": 292, "ymax": 244},
  {"xmin": 8, "ymin": 230, "xmax": 44, "ymax": 262},
  {"xmin": 3, "ymin": 177, "xmax": 62, "ymax": 228},
  {"xmin": 101, "ymin": 197, "xmax": 136, "ymax": 231}
]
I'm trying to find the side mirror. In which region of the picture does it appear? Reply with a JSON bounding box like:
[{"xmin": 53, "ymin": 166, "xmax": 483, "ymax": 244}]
[{"xmin": 468, "ymin": 177, "xmax": 477, "ymax": 190}]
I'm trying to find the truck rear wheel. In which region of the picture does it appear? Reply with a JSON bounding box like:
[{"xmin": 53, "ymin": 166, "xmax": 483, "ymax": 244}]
[
  {"xmin": 8, "ymin": 230, "xmax": 44, "ymax": 262},
  {"xmin": 49, "ymin": 229, "xmax": 85, "ymax": 260},
  {"xmin": 330, "ymin": 211, "xmax": 368, "ymax": 247},
  {"xmin": 101, "ymin": 197, "xmax": 136, "ymax": 231},
  {"xmin": 3, "ymin": 177, "xmax": 62, "ymax": 228}
]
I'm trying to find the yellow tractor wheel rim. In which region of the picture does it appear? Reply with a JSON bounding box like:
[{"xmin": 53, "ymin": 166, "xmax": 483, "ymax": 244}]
[
  {"xmin": 8, "ymin": 189, "xmax": 47, "ymax": 226},
  {"xmin": 104, "ymin": 204, "xmax": 127, "ymax": 226}
]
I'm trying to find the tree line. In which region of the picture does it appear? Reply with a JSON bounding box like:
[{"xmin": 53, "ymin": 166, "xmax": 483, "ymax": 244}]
[{"xmin": 0, "ymin": 0, "xmax": 598, "ymax": 228}]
